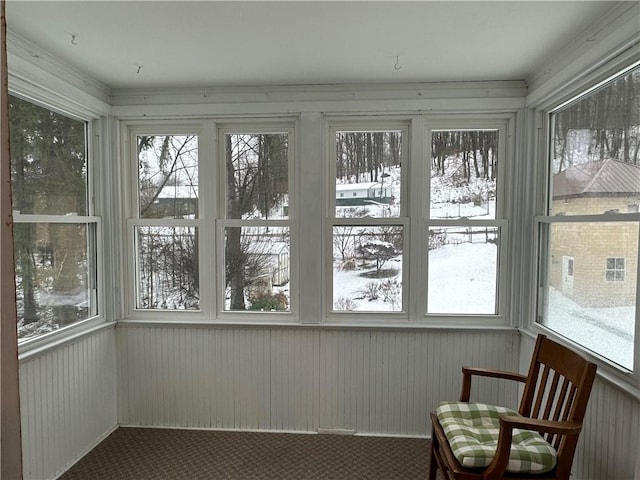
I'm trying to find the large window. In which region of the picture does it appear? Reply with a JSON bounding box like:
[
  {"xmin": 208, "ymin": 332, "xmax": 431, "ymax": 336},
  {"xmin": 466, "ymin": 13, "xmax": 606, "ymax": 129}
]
[
  {"xmin": 326, "ymin": 121, "xmax": 509, "ymax": 320},
  {"xmin": 220, "ymin": 127, "xmax": 293, "ymax": 313},
  {"xmin": 126, "ymin": 123, "xmax": 294, "ymax": 317},
  {"xmin": 426, "ymin": 128, "xmax": 506, "ymax": 316},
  {"xmin": 537, "ymin": 64, "xmax": 639, "ymax": 371},
  {"xmin": 10, "ymin": 95, "xmax": 99, "ymax": 341},
  {"xmin": 126, "ymin": 117, "xmax": 512, "ymax": 323},
  {"xmin": 329, "ymin": 125, "xmax": 407, "ymax": 314}
]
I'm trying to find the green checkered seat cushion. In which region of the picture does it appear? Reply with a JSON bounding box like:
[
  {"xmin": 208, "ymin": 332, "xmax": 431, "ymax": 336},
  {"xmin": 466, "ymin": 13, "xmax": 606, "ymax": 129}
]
[{"xmin": 436, "ymin": 401, "xmax": 557, "ymax": 473}]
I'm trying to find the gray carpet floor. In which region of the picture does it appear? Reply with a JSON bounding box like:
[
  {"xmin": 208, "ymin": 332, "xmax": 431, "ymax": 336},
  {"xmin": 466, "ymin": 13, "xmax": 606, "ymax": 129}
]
[{"xmin": 59, "ymin": 427, "xmax": 433, "ymax": 479}]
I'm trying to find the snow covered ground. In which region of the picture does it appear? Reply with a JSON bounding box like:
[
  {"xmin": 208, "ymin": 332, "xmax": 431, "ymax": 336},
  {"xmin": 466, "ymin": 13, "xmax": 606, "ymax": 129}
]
[
  {"xmin": 543, "ymin": 287, "xmax": 634, "ymax": 370},
  {"xmin": 333, "ymin": 256, "xmax": 403, "ymax": 312},
  {"xmin": 428, "ymin": 242, "xmax": 496, "ymax": 314}
]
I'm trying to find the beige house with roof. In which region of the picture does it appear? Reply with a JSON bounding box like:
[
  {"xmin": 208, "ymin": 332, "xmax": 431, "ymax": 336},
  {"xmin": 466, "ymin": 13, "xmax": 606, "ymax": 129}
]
[{"xmin": 549, "ymin": 159, "xmax": 639, "ymax": 307}]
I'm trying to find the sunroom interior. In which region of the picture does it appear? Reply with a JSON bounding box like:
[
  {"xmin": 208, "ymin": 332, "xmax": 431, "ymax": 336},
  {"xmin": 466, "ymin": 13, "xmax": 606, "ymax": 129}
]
[{"xmin": 2, "ymin": 1, "xmax": 639, "ymax": 479}]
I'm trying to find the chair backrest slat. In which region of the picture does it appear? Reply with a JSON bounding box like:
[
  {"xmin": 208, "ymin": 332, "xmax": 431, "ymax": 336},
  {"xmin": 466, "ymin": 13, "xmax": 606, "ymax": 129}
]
[
  {"xmin": 531, "ymin": 365, "xmax": 551, "ymax": 418},
  {"xmin": 541, "ymin": 370, "xmax": 561, "ymax": 420},
  {"xmin": 563, "ymin": 385, "xmax": 577, "ymax": 422},
  {"xmin": 552, "ymin": 377, "xmax": 570, "ymax": 421}
]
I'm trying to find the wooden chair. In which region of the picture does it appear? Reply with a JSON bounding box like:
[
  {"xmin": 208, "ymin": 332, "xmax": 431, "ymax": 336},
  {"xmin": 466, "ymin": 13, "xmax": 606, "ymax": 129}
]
[{"xmin": 429, "ymin": 334, "xmax": 597, "ymax": 480}]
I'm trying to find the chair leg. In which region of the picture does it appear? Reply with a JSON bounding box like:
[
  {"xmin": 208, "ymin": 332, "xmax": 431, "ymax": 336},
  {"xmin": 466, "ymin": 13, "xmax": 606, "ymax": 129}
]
[{"xmin": 429, "ymin": 430, "xmax": 439, "ymax": 480}]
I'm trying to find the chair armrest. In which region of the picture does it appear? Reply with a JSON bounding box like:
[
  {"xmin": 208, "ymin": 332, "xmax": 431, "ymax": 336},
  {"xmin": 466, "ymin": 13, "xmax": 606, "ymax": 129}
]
[
  {"xmin": 459, "ymin": 367, "xmax": 527, "ymax": 402},
  {"xmin": 483, "ymin": 416, "xmax": 582, "ymax": 480},
  {"xmin": 499, "ymin": 415, "xmax": 582, "ymax": 436}
]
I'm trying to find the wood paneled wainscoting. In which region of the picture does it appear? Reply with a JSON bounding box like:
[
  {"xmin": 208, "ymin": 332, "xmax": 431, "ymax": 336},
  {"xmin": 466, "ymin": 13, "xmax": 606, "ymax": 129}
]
[{"xmin": 116, "ymin": 326, "xmax": 521, "ymax": 434}]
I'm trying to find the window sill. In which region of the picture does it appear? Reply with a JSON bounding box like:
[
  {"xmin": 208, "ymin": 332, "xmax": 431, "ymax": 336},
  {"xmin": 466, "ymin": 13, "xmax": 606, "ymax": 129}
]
[
  {"xmin": 116, "ymin": 317, "xmax": 517, "ymax": 333},
  {"xmin": 18, "ymin": 318, "xmax": 116, "ymax": 361}
]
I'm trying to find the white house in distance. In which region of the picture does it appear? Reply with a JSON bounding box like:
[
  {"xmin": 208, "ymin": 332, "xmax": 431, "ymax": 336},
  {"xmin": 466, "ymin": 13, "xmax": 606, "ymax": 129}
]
[{"xmin": 336, "ymin": 182, "xmax": 392, "ymax": 206}]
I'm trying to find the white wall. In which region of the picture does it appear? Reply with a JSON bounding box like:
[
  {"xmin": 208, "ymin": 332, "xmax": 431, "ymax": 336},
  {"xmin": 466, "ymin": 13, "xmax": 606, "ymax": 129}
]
[
  {"xmin": 19, "ymin": 323, "xmax": 638, "ymax": 480},
  {"xmin": 19, "ymin": 325, "xmax": 117, "ymax": 480},
  {"xmin": 117, "ymin": 326, "xmax": 521, "ymax": 435}
]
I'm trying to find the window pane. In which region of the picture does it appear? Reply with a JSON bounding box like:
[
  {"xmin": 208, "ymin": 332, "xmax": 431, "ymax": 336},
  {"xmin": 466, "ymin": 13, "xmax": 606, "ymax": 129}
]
[
  {"xmin": 137, "ymin": 135, "xmax": 199, "ymax": 219},
  {"xmin": 550, "ymin": 66, "xmax": 640, "ymax": 216},
  {"xmin": 332, "ymin": 225, "xmax": 403, "ymax": 312},
  {"xmin": 427, "ymin": 226, "xmax": 498, "ymax": 314},
  {"xmin": 335, "ymin": 131, "xmax": 402, "ymax": 219},
  {"xmin": 135, "ymin": 226, "xmax": 199, "ymax": 310},
  {"xmin": 430, "ymin": 130, "xmax": 498, "ymax": 219},
  {"xmin": 15, "ymin": 223, "xmax": 96, "ymax": 340},
  {"xmin": 540, "ymin": 222, "xmax": 637, "ymax": 370},
  {"xmin": 9, "ymin": 95, "xmax": 87, "ymax": 215},
  {"xmin": 225, "ymin": 133, "xmax": 289, "ymax": 220},
  {"xmin": 224, "ymin": 226, "xmax": 290, "ymax": 311}
]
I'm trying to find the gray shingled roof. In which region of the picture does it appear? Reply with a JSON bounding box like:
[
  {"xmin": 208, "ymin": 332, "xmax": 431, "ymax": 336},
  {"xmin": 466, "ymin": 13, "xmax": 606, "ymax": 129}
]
[{"xmin": 552, "ymin": 159, "xmax": 640, "ymax": 198}]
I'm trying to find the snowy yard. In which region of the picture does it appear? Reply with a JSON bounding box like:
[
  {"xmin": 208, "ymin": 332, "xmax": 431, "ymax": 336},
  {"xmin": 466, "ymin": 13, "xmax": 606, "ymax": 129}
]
[{"xmin": 543, "ymin": 288, "xmax": 635, "ymax": 370}]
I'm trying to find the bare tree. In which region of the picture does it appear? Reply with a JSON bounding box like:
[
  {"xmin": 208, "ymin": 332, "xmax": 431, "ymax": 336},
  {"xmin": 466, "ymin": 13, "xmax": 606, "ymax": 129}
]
[{"xmin": 225, "ymin": 133, "xmax": 289, "ymax": 310}]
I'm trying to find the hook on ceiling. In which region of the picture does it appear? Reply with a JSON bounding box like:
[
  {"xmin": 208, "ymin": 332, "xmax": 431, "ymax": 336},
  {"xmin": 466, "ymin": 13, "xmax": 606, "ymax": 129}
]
[
  {"xmin": 394, "ymin": 56, "xmax": 402, "ymax": 71},
  {"xmin": 70, "ymin": 34, "xmax": 78, "ymax": 46}
]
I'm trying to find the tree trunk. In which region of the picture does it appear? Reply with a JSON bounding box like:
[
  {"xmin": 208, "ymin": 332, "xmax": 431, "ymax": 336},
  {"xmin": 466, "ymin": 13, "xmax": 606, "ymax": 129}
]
[{"xmin": 225, "ymin": 135, "xmax": 246, "ymax": 310}]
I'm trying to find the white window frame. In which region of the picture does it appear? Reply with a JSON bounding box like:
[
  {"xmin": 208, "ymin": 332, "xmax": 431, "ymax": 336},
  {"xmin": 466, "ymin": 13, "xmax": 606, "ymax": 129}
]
[
  {"xmin": 323, "ymin": 115, "xmax": 514, "ymax": 325},
  {"xmin": 215, "ymin": 122, "xmax": 297, "ymax": 321},
  {"xmin": 532, "ymin": 59, "xmax": 640, "ymax": 388},
  {"xmin": 326, "ymin": 120, "xmax": 410, "ymax": 322},
  {"xmin": 11, "ymin": 93, "xmax": 105, "ymax": 351},
  {"xmin": 123, "ymin": 122, "xmax": 207, "ymax": 320},
  {"xmin": 423, "ymin": 118, "xmax": 511, "ymax": 325}
]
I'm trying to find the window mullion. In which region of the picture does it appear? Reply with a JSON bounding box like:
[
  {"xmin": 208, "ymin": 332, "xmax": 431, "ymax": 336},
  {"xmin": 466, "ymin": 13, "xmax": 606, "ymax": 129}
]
[{"xmin": 407, "ymin": 115, "xmax": 425, "ymax": 320}]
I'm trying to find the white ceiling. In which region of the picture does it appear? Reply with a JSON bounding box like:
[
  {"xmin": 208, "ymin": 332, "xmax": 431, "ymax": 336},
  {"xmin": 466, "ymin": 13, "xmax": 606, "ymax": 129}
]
[{"xmin": 5, "ymin": 1, "xmax": 620, "ymax": 91}]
